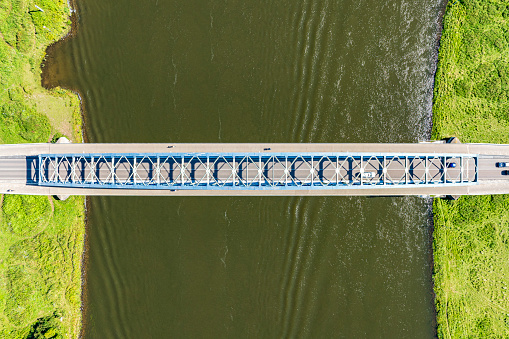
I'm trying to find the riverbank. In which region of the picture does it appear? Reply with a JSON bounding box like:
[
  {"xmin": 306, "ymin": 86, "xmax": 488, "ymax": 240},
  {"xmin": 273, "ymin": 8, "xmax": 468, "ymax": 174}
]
[
  {"xmin": 432, "ymin": 0, "xmax": 509, "ymax": 337},
  {"xmin": 0, "ymin": 0, "xmax": 85, "ymax": 338}
]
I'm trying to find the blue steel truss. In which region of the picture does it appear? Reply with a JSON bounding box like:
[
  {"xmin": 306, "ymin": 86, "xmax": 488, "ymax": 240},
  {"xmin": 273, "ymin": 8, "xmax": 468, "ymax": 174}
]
[{"xmin": 37, "ymin": 153, "xmax": 478, "ymax": 190}]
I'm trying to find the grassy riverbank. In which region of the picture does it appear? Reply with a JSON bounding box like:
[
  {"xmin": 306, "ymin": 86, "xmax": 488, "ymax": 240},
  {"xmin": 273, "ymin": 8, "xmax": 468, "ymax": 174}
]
[
  {"xmin": 433, "ymin": 0, "xmax": 509, "ymax": 337},
  {"xmin": 0, "ymin": 0, "xmax": 85, "ymax": 338}
]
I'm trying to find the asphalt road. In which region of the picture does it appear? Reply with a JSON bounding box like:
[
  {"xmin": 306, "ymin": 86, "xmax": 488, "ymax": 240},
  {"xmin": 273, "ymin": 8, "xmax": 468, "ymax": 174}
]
[
  {"xmin": 39, "ymin": 155, "xmax": 473, "ymax": 185},
  {"xmin": 0, "ymin": 158, "xmax": 27, "ymax": 182},
  {"xmin": 477, "ymin": 158, "xmax": 509, "ymax": 179}
]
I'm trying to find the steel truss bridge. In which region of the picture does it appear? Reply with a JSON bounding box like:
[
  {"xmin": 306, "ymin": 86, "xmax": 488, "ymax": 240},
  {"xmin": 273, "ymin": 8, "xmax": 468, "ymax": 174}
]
[{"xmin": 37, "ymin": 152, "xmax": 478, "ymax": 190}]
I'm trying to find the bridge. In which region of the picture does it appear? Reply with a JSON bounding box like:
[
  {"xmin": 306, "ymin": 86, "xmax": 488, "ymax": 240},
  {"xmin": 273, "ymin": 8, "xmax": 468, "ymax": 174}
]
[{"xmin": 1, "ymin": 142, "xmax": 509, "ymax": 197}]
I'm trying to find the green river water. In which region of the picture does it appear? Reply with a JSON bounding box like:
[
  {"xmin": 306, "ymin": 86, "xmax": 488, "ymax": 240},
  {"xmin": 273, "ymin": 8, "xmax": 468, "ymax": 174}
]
[{"xmin": 43, "ymin": 0, "xmax": 446, "ymax": 337}]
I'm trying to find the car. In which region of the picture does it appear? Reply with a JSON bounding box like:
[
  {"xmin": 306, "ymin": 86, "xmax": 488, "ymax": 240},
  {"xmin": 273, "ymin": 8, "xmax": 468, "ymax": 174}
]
[
  {"xmin": 361, "ymin": 172, "xmax": 376, "ymax": 179},
  {"xmin": 446, "ymin": 162, "xmax": 457, "ymax": 168},
  {"xmin": 502, "ymin": 170, "xmax": 509, "ymax": 175},
  {"xmin": 497, "ymin": 162, "xmax": 509, "ymax": 168}
]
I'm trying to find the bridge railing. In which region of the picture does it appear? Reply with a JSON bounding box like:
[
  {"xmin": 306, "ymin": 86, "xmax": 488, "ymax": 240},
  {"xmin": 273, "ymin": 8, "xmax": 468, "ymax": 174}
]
[{"xmin": 37, "ymin": 153, "xmax": 478, "ymax": 190}]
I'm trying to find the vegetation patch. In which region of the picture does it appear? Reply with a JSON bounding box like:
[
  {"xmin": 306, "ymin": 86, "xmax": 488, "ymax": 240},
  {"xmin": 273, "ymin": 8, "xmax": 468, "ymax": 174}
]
[
  {"xmin": 433, "ymin": 0, "xmax": 509, "ymax": 336},
  {"xmin": 0, "ymin": 0, "xmax": 81, "ymax": 144},
  {"xmin": 432, "ymin": 0, "xmax": 509, "ymax": 143},
  {"xmin": 0, "ymin": 196, "xmax": 84, "ymax": 338},
  {"xmin": 434, "ymin": 197, "xmax": 509, "ymax": 337},
  {"xmin": 0, "ymin": 0, "xmax": 84, "ymax": 337}
]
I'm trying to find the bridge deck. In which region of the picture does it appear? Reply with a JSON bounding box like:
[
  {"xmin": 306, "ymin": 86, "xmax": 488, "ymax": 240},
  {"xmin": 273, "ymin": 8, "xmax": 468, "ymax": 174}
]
[
  {"xmin": 38, "ymin": 153, "xmax": 477, "ymax": 190},
  {"xmin": 2, "ymin": 142, "xmax": 509, "ymax": 196}
]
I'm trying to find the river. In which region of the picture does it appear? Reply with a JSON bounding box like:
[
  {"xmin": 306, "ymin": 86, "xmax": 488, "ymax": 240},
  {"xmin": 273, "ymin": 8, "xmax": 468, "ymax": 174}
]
[{"xmin": 43, "ymin": 0, "xmax": 445, "ymax": 337}]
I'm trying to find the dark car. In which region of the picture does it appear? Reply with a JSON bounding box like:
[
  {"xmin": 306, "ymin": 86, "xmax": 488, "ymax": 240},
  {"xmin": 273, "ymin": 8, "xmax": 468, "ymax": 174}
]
[
  {"xmin": 446, "ymin": 162, "xmax": 457, "ymax": 168},
  {"xmin": 502, "ymin": 170, "xmax": 509, "ymax": 175},
  {"xmin": 497, "ymin": 162, "xmax": 509, "ymax": 167}
]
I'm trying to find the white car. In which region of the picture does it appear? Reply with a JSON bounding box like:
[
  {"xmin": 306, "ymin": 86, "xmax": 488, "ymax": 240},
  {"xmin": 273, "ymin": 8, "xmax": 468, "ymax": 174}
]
[{"xmin": 361, "ymin": 172, "xmax": 376, "ymax": 179}]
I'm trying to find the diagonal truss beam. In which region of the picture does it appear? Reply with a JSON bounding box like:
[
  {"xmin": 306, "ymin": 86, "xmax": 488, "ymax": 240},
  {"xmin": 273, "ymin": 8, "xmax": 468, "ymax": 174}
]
[{"xmin": 37, "ymin": 153, "xmax": 478, "ymax": 190}]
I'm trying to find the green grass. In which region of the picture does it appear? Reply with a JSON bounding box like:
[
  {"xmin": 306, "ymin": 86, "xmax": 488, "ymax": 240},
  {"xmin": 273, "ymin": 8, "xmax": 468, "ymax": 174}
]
[
  {"xmin": 434, "ymin": 197, "xmax": 509, "ymax": 338},
  {"xmin": 432, "ymin": 0, "xmax": 509, "ymax": 337},
  {"xmin": 432, "ymin": 0, "xmax": 509, "ymax": 143},
  {"xmin": 0, "ymin": 0, "xmax": 81, "ymax": 144},
  {"xmin": 0, "ymin": 0, "xmax": 85, "ymax": 338},
  {"xmin": 0, "ymin": 196, "xmax": 85, "ymax": 339}
]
